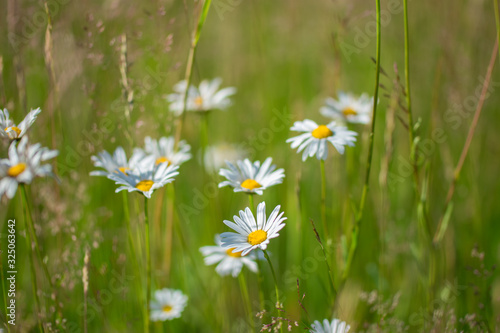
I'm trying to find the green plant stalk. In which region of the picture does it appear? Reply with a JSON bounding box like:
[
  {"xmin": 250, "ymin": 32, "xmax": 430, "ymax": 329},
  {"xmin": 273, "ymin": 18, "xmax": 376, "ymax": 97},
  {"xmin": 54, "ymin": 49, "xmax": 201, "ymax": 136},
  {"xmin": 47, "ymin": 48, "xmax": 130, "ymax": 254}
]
[
  {"xmin": 174, "ymin": 0, "xmax": 213, "ymax": 148},
  {"xmin": 122, "ymin": 192, "xmax": 145, "ymax": 330},
  {"xmin": 144, "ymin": 197, "xmax": 151, "ymax": 333},
  {"xmin": 20, "ymin": 187, "xmax": 44, "ymax": 333},
  {"xmin": 0, "ymin": 249, "xmax": 11, "ymax": 333},
  {"xmin": 262, "ymin": 250, "xmax": 282, "ymax": 333},
  {"xmin": 20, "ymin": 186, "xmax": 53, "ymax": 289},
  {"xmin": 320, "ymin": 160, "xmax": 329, "ymax": 241},
  {"xmin": 432, "ymin": 41, "xmax": 498, "ymax": 244},
  {"xmin": 342, "ymin": 0, "xmax": 382, "ymax": 283},
  {"xmin": 238, "ymin": 273, "xmax": 254, "ymax": 332},
  {"xmin": 403, "ymin": 0, "xmax": 420, "ymax": 193}
]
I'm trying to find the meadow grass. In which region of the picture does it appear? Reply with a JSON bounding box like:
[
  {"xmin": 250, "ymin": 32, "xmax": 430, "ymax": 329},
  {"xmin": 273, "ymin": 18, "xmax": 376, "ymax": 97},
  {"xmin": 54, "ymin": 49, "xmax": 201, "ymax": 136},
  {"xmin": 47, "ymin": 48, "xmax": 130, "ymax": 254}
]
[{"xmin": 1, "ymin": 0, "xmax": 500, "ymax": 332}]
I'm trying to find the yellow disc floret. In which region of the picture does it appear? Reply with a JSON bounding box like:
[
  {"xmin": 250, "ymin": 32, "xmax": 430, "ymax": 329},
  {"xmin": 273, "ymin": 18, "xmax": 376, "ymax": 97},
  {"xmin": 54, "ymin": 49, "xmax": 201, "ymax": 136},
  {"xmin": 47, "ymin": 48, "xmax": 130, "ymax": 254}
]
[
  {"xmin": 342, "ymin": 107, "xmax": 358, "ymax": 116},
  {"xmin": 194, "ymin": 96, "xmax": 203, "ymax": 107},
  {"xmin": 226, "ymin": 248, "xmax": 243, "ymax": 258},
  {"xmin": 155, "ymin": 157, "xmax": 171, "ymax": 165},
  {"xmin": 311, "ymin": 125, "xmax": 333, "ymax": 139},
  {"xmin": 162, "ymin": 305, "xmax": 173, "ymax": 313},
  {"xmin": 5, "ymin": 126, "xmax": 21, "ymax": 137},
  {"xmin": 248, "ymin": 230, "xmax": 267, "ymax": 246},
  {"xmin": 117, "ymin": 167, "xmax": 130, "ymax": 175},
  {"xmin": 8, "ymin": 163, "xmax": 27, "ymax": 177},
  {"xmin": 136, "ymin": 180, "xmax": 154, "ymax": 192},
  {"xmin": 241, "ymin": 179, "xmax": 262, "ymax": 190}
]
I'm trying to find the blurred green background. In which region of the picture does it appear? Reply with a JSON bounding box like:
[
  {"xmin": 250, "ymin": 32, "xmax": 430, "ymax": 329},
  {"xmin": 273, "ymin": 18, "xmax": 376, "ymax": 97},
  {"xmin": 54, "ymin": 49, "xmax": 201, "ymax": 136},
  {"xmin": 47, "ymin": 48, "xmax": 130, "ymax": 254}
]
[{"xmin": 1, "ymin": 0, "xmax": 499, "ymax": 332}]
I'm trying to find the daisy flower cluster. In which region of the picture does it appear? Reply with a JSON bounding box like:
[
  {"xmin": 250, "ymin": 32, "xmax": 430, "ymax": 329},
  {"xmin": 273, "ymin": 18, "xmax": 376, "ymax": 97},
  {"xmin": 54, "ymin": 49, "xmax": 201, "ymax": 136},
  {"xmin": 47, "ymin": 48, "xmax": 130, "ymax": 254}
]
[
  {"xmin": 90, "ymin": 136, "xmax": 191, "ymax": 198},
  {"xmin": 287, "ymin": 91, "xmax": 374, "ymax": 161},
  {"xmin": 0, "ymin": 108, "xmax": 58, "ymax": 200}
]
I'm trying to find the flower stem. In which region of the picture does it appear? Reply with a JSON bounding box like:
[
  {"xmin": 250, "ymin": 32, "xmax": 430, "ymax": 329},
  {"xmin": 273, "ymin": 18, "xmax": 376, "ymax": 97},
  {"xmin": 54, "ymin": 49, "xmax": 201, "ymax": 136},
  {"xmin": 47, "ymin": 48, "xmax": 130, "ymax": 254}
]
[
  {"xmin": 238, "ymin": 273, "xmax": 254, "ymax": 332},
  {"xmin": 20, "ymin": 186, "xmax": 44, "ymax": 333},
  {"xmin": 262, "ymin": 250, "xmax": 282, "ymax": 333},
  {"xmin": 342, "ymin": 0, "xmax": 382, "ymax": 284},
  {"xmin": 20, "ymin": 185, "xmax": 53, "ymax": 289},
  {"xmin": 320, "ymin": 160, "xmax": 329, "ymax": 241},
  {"xmin": 144, "ymin": 197, "xmax": 151, "ymax": 333}
]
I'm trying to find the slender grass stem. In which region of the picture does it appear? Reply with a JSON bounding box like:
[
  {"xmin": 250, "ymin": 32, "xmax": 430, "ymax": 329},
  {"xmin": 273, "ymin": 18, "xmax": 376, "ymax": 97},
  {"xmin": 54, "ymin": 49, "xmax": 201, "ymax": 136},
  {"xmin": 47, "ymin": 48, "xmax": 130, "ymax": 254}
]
[
  {"xmin": 174, "ymin": 0, "xmax": 213, "ymax": 149},
  {"xmin": 320, "ymin": 160, "xmax": 329, "ymax": 241},
  {"xmin": 144, "ymin": 197, "xmax": 151, "ymax": 333},
  {"xmin": 20, "ymin": 187, "xmax": 44, "ymax": 333},
  {"xmin": 433, "ymin": 41, "xmax": 498, "ymax": 244},
  {"xmin": 309, "ymin": 219, "xmax": 336, "ymax": 299},
  {"xmin": 403, "ymin": 0, "xmax": 420, "ymax": 193},
  {"xmin": 20, "ymin": 186, "xmax": 53, "ymax": 289},
  {"xmin": 0, "ymin": 247, "xmax": 11, "ymax": 333},
  {"xmin": 262, "ymin": 250, "xmax": 282, "ymax": 333},
  {"xmin": 238, "ymin": 273, "xmax": 254, "ymax": 332},
  {"xmin": 342, "ymin": 0, "xmax": 382, "ymax": 283}
]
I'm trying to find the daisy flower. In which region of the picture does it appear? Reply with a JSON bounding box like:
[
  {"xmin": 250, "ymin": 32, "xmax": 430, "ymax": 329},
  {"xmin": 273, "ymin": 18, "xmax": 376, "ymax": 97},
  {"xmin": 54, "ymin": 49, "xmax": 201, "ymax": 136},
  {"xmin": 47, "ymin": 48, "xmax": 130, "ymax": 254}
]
[
  {"xmin": 90, "ymin": 146, "xmax": 146, "ymax": 177},
  {"xmin": 310, "ymin": 319, "xmax": 351, "ymax": 333},
  {"xmin": 0, "ymin": 137, "xmax": 58, "ymax": 199},
  {"xmin": 138, "ymin": 136, "xmax": 191, "ymax": 167},
  {"xmin": 150, "ymin": 288, "xmax": 188, "ymax": 321},
  {"xmin": 286, "ymin": 120, "xmax": 357, "ymax": 161},
  {"xmin": 320, "ymin": 92, "xmax": 373, "ymax": 124},
  {"xmin": 166, "ymin": 78, "xmax": 236, "ymax": 115},
  {"xmin": 220, "ymin": 202, "xmax": 286, "ymax": 256},
  {"xmin": 0, "ymin": 108, "xmax": 42, "ymax": 140},
  {"xmin": 200, "ymin": 234, "xmax": 259, "ymax": 277},
  {"xmin": 218, "ymin": 157, "xmax": 285, "ymax": 195},
  {"xmin": 107, "ymin": 155, "xmax": 179, "ymax": 198}
]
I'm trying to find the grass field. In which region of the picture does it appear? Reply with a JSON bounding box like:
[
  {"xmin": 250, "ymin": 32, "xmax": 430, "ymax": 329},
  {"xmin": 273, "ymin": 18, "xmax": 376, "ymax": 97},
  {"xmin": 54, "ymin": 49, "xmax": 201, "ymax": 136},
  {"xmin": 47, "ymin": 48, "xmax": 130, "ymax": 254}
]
[{"xmin": 1, "ymin": 0, "xmax": 500, "ymax": 332}]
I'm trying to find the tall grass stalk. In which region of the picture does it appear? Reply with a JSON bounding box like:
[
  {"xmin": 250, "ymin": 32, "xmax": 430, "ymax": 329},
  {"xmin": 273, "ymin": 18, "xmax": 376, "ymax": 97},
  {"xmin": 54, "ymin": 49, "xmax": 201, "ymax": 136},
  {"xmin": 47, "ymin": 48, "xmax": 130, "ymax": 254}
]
[
  {"xmin": 20, "ymin": 186, "xmax": 44, "ymax": 333},
  {"xmin": 174, "ymin": 0, "xmax": 213, "ymax": 148},
  {"xmin": 433, "ymin": 40, "xmax": 498, "ymax": 244},
  {"xmin": 144, "ymin": 197, "xmax": 151, "ymax": 333},
  {"xmin": 403, "ymin": 0, "xmax": 420, "ymax": 193},
  {"xmin": 20, "ymin": 187, "xmax": 53, "ymax": 289},
  {"xmin": 0, "ymin": 250, "xmax": 11, "ymax": 333},
  {"xmin": 238, "ymin": 273, "xmax": 254, "ymax": 332},
  {"xmin": 262, "ymin": 250, "xmax": 282, "ymax": 333},
  {"xmin": 320, "ymin": 160, "xmax": 329, "ymax": 241},
  {"xmin": 341, "ymin": 0, "xmax": 382, "ymax": 283}
]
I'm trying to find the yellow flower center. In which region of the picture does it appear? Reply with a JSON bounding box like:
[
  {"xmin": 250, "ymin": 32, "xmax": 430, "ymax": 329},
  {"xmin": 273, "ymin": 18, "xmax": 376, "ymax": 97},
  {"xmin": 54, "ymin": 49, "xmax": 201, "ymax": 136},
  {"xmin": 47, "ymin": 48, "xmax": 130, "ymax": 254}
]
[
  {"xmin": 248, "ymin": 230, "xmax": 267, "ymax": 246},
  {"xmin": 5, "ymin": 126, "xmax": 21, "ymax": 136},
  {"xmin": 162, "ymin": 305, "xmax": 173, "ymax": 313},
  {"xmin": 194, "ymin": 96, "xmax": 203, "ymax": 106},
  {"xmin": 136, "ymin": 180, "xmax": 154, "ymax": 192},
  {"xmin": 226, "ymin": 248, "xmax": 243, "ymax": 258},
  {"xmin": 342, "ymin": 107, "xmax": 358, "ymax": 116},
  {"xmin": 311, "ymin": 125, "xmax": 333, "ymax": 139},
  {"xmin": 155, "ymin": 156, "xmax": 171, "ymax": 165},
  {"xmin": 241, "ymin": 179, "xmax": 262, "ymax": 190},
  {"xmin": 116, "ymin": 167, "xmax": 130, "ymax": 175},
  {"xmin": 8, "ymin": 163, "xmax": 27, "ymax": 177}
]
